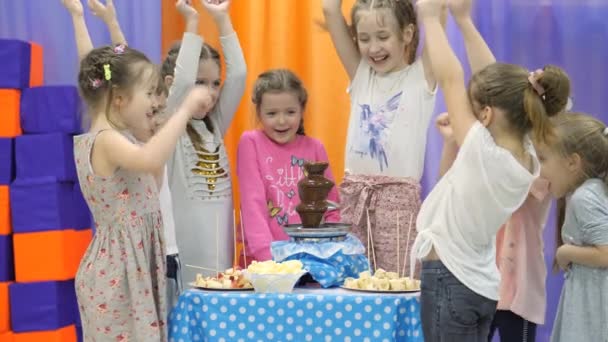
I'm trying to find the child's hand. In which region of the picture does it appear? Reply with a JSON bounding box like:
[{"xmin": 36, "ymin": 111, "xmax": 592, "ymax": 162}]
[
  {"xmin": 61, "ymin": 0, "xmax": 84, "ymax": 16},
  {"xmin": 176, "ymin": 0, "xmax": 199, "ymax": 21},
  {"xmin": 416, "ymin": 0, "xmax": 445, "ymax": 20},
  {"xmin": 201, "ymin": 0, "xmax": 231, "ymax": 18},
  {"xmin": 447, "ymin": 0, "xmax": 472, "ymax": 21},
  {"xmin": 182, "ymin": 86, "xmax": 213, "ymax": 119},
  {"xmin": 87, "ymin": 0, "xmax": 117, "ymax": 23},
  {"xmin": 555, "ymin": 245, "xmax": 572, "ymax": 271},
  {"xmin": 435, "ymin": 112, "xmax": 454, "ymax": 142}
]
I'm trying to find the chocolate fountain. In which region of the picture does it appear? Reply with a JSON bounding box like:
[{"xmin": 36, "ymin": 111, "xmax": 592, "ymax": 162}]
[
  {"xmin": 283, "ymin": 161, "xmax": 349, "ymax": 242},
  {"xmin": 296, "ymin": 162, "xmax": 334, "ymax": 228}
]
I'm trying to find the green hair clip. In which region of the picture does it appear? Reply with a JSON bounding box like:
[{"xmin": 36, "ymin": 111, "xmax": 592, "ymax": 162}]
[{"xmin": 103, "ymin": 64, "xmax": 112, "ymax": 81}]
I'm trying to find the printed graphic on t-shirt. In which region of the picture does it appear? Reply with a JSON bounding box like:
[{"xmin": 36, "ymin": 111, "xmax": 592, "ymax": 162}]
[
  {"xmin": 263, "ymin": 154, "xmax": 307, "ymax": 226},
  {"xmin": 350, "ymin": 91, "xmax": 402, "ymax": 171}
]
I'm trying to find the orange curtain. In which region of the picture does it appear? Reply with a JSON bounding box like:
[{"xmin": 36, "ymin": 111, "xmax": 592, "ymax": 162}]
[{"xmin": 162, "ymin": 0, "xmax": 356, "ymax": 211}]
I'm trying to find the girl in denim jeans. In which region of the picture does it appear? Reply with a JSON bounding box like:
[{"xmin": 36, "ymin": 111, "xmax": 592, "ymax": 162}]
[{"xmin": 412, "ymin": 0, "xmax": 571, "ymax": 340}]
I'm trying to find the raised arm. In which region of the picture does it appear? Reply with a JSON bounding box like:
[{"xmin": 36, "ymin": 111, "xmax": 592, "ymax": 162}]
[
  {"xmin": 417, "ymin": 0, "xmax": 475, "ymax": 146},
  {"xmin": 88, "ymin": 0, "xmax": 127, "ymax": 46},
  {"xmin": 322, "ymin": 0, "xmax": 361, "ymax": 80},
  {"xmin": 164, "ymin": 0, "xmax": 203, "ymax": 117},
  {"xmin": 95, "ymin": 86, "xmax": 212, "ymax": 174},
  {"xmin": 201, "ymin": 0, "xmax": 247, "ymax": 135},
  {"xmin": 62, "ymin": 0, "xmax": 94, "ymax": 61},
  {"xmin": 435, "ymin": 112, "xmax": 459, "ymax": 177},
  {"xmin": 237, "ymin": 134, "xmax": 274, "ymax": 261},
  {"xmin": 448, "ymin": 0, "xmax": 495, "ymax": 74},
  {"xmin": 420, "ymin": 5, "xmax": 448, "ymax": 90}
]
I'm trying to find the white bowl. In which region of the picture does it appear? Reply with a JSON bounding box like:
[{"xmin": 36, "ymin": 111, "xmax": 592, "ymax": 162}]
[{"xmin": 243, "ymin": 271, "xmax": 307, "ymax": 293}]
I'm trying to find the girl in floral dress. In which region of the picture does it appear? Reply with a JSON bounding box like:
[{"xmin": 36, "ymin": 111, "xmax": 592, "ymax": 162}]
[{"xmin": 73, "ymin": 44, "xmax": 211, "ymax": 341}]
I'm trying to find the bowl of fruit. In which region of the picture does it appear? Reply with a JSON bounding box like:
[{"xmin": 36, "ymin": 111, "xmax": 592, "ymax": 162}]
[{"xmin": 244, "ymin": 260, "xmax": 307, "ymax": 293}]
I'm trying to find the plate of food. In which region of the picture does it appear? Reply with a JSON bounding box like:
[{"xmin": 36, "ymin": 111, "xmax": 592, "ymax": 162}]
[
  {"xmin": 190, "ymin": 267, "xmax": 254, "ymax": 291},
  {"xmin": 341, "ymin": 269, "xmax": 420, "ymax": 293}
]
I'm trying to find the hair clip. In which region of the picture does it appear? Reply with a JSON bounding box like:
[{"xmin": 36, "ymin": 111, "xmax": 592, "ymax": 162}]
[
  {"xmin": 103, "ymin": 64, "xmax": 112, "ymax": 81},
  {"xmin": 565, "ymin": 97, "xmax": 573, "ymax": 111},
  {"xmin": 528, "ymin": 69, "xmax": 545, "ymax": 99},
  {"xmin": 603, "ymin": 127, "xmax": 608, "ymax": 136},
  {"xmin": 113, "ymin": 44, "xmax": 126, "ymax": 54},
  {"xmin": 90, "ymin": 78, "xmax": 103, "ymax": 89}
]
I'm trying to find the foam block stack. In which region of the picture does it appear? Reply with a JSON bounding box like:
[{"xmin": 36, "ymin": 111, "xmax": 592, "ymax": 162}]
[{"xmin": 0, "ymin": 39, "xmax": 90, "ymax": 342}]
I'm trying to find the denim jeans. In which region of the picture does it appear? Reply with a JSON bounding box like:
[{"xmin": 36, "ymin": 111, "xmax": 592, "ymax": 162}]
[
  {"xmin": 166, "ymin": 254, "xmax": 183, "ymax": 313},
  {"xmin": 420, "ymin": 260, "xmax": 497, "ymax": 342}
]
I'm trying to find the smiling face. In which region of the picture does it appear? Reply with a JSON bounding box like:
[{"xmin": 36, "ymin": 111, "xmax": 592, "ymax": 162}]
[
  {"xmin": 354, "ymin": 8, "xmax": 413, "ymax": 74},
  {"xmin": 257, "ymin": 91, "xmax": 303, "ymax": 145}
]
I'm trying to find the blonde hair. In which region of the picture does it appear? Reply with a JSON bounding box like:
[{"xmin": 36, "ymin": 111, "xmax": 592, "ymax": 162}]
[{"xmin": 550, "ymin": 112, "xmax": 608, "ymax": 270}]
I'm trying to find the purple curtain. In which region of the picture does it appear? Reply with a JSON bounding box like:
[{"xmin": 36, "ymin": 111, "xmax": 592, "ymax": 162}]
[{"xmin": 0, "ymin": 0, "xmax": 161, "ymax": 85}]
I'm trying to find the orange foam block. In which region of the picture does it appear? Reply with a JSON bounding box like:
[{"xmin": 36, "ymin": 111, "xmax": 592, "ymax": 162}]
[
  {"xmin": 13, "ymin": 229, "xmax": 92, "ymax": 282},
  {"xmin": 0, "ymin": 186, "xmax": 10, "ymax": 235},
  {"xmin": 13, "ymin": 326, "xmax": 75, "ymax": 342},
  {"xmin": 28, "ymin": 43, "xmax": 43, "ymax": 87},
  {"xmin": 0, "ymin": 331, "xmax": 13, "ymax": 342},
  {"xmin": 0, "ymin": 90, "xmax": 21, "ymax": 137},
  {"xmin": 0, "ymin": 283, "xmax": 9, "ymax": 333}
]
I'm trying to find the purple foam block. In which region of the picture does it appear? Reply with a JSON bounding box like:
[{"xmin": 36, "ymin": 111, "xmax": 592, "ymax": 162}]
[
  {"xmin": 76, "ymin": 325, "xmax": 83, "ymax": 342},
  {"xmin": 9, "ymin": 280, "xmax": 78, "ymax": 332},
  {"xmin": 0, "ymin": 138, "xmax": 13, "ymax": 185},
  {"xmin": 15, "ymin": 133, "xmax": 76, "ymax": 181},
  {"xmin": 0, "ymin": 40, "xmax": 31, "ymax": 89},
  {"xmin": 10, "ymin": 178, "xmax": 88, "ymax": 233},
  {"xmin": 0, "ymin": 234, "xmax": 14, "ymax": 281},
  {"xmin": 20, "ymin": 86, "xmax": 83, "ymax": 134},
  {"xmin": 72, "ymin": 183, "xmax": 92, "ymax": 230}
]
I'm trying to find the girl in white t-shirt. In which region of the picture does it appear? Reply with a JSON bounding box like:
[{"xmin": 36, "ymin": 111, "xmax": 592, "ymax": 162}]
[
  {"xmin": 414, "ymin": 0, "xmax": 570, "ymax": 340},
  {"xmin": 322, "ymin": 0, "xmax": 444, "ymax": 274}
]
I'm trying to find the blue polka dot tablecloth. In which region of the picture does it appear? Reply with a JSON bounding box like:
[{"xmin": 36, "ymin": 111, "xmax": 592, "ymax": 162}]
[{"xmin": 169, "ymin": 288, "xmax": 423, "ymax": 342}]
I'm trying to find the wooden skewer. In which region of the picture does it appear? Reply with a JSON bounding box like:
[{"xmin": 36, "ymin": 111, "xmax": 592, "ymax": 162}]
[
  {"xmin": 366, "ymin": 208, "xmax": 377, "ymax": 272},
  {"xmin": 232, "ymin": 209, "xmax": 237, "ymax": 267},
  {"xmin": 240, "ymin": 208, "xmax": 247, "ymax": 267},
  {"xmin": 366, "ymin": 209, "xmax": 372, "ymax": 271},
  {"xmin": 397, "ymin": 213, "xmax": 400, "ymax": 277},
  {"xmin": 216, "ymin": 212, "xmax": 219, "ymax": 276},
  {"xmin": 402, "ymin": 213, "xmax": 414, "ymax": 279},
  {"xmin": 185, "ymin": 264, "xmax": 218, "ymax": 273}
]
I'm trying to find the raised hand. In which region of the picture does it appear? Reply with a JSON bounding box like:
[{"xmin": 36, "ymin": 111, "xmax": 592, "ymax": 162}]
[
  {"xmin": 176, "ymin": 0, "xmax": 199, "ymax": 21},
  {"xmin": 200, "ymin": 0, "xmax": 231, "ymax": 17},
  {"xmin": 61, "ymin": 0, "xmax": 84, "ymax": 16},
  {"xmin": 182, "ymin": 86, "xmax": 213, "ymax": 119},
  {"xmin": 435, "ymin": 112, "xmax": 454, "ymax": 142},
  {"xmin": 447, "ymin": 0, "xmax": 472, "ymax": 21},
  {"xmin": 416, "ymin": 0, "xmax": 445, "ymax": 21},
  {"xmin": 87, "ymin": 0, "xmax": 117, "ymax": 23}
]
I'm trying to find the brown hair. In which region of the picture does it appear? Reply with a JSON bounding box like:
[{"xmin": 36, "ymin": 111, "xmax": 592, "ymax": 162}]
[
  {"xmin": 350, "ymin": 0, "xmax": 419, "ymax": 64},
  {"xmin": 161, "ymin": 40, "xmax": 222, "ymax": 146},
  {"xmin": 78, "ymin": 44, "xmax": 156, "ymax": 127},
  {"xmin": 252, "ymin": 69, "xmax": 308, "ymax": 135},
  {"xmin": 468, "ymin": 64, "xmax": 571, "ymax": 142},
  {"xmin": 548, "ymin": 112, "xmax": 608, "ymax": 269}
]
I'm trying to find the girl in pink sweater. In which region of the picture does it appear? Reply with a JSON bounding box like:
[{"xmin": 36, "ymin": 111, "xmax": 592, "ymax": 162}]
[{"xmin": 237, "ymin": 69, "xmax": 340, "ymax": 261}]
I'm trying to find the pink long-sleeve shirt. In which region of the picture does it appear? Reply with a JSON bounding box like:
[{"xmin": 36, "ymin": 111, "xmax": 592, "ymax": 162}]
[
  {"xmin": 496, "ymin": 177, "xmax": 551, "ymax": 324},
  {"xmin": 237, "ymin": 130, "xmax": 340, "ymax": 261}
]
